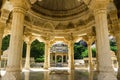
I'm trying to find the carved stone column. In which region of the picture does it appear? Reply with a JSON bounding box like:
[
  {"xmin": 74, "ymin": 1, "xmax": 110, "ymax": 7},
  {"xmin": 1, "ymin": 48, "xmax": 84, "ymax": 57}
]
[
  {"xmin": 42, "ymin": 35, "xmax": 53, "ymax": 69},
  {"xmin": 0, "ymin": 22, "xmax": 5, "ymax": 78},
  {"xmin": 88, "ymin": 1, "xmax": 117, "ymax": 80},
  {"xmin": 0, "ymin": 9, "xmax": 10, "ymax": 77},
  {"xmin": 44, "ymin": 41, "xmax": 50, "ymax": 69},
  {"xmin": 95, "ymin": 40, "xmax": 99, "ymax": 73},
  {"xmin": 24, "ymin": 35, "xmax": 34, "ymax": 70},
  {"xmin": 65, "ymin": 34, "xmax": 75, "ymax": 70},
  {"xmin": 24, "ymin": 42, "xmax": 31, "ymax": 70},
  {"xmin": 2, "ymin": 1, "xmax": 27, "ymax": 80},
  {"xmin": 114, "ymin": 30, "xmax": 120, "ymax": 80},
  {"xmin": 87, "ymin": 40, "xmax": 94, "ymax": 71},
  {"xmin": 109, "ymin": 6, "xmax": 120, "ymax": 79},
  {"xmin": 83, "ymin": 35, "xmax": 95, "ymax": 71},
  {"xmin": 68, "ymin": 40, "xmax": 74, "ymax": 70}
]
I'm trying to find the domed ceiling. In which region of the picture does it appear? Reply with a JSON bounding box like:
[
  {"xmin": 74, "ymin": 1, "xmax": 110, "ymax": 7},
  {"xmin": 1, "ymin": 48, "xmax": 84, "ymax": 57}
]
[
  {"xmin": 31, "ymin": 0, "xmax": 89, "ymax": 20},
  {"xmin": 1, "ymin": 0, "xmax": 118, "ymax": 37}
]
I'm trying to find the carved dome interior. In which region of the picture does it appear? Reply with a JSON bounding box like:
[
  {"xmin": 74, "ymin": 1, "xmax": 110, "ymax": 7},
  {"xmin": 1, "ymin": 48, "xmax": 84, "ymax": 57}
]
[{"xmin": 31, "ymin": 0, "xmax": 88, "ymax": 20}]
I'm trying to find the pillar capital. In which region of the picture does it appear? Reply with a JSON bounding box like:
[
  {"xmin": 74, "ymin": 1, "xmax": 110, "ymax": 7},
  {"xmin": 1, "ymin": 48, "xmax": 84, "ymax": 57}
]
[
  {"xmin": 0, "ymin": 9, "xmax": 11, "ymax": 24},
  {"xmin": 24, "ymin": 34, "xmax": 35, "ymax": 45},
  {"xmin": 82, "ymin": 35, "xmax": 95, "ymax": 45},
  {"xmin": 89, "ymin": 0, "xmax": 110, "ymax": 10},
  {"xmin": 85, "ymin": 0, "xmax": 110, "ymax": 16},
  {"xmin": 10, "ymin": 0, "xmax": 29, "ymax": 11},
  {"xmin": 41, "ymin": 34, "xmax": 54, "ymax": 44},
  {"xmin": 65, "ymin": 33, "xmax": 77, "ymax": 46}
]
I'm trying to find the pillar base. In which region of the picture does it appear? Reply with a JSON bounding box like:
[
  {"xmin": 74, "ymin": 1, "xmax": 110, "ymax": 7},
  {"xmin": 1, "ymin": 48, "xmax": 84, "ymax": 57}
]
[
  {"xmin": 98, "ymin": 72, "xmax": 117, "ymax": 80},
  {"xmin": 2, "ymin": 71, "xmax": 21, "ymax": 80},
  {"xmin": 24, "ymin": 66, "xmax": 30, "ymax": 70},
  {"xmin": 69, "ymin": 66, "xmax": 75, "ymax": 70},
  {"xmin": 44, "ymin": 67, "xmax": 48, "ymax": 70}
]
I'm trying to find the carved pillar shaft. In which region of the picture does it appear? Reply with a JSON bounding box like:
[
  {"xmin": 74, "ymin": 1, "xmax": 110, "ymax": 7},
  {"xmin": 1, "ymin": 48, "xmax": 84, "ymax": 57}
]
[
  {"xmin": 7, "ymin": 7, "xmax": 25, "ymax": 70},
  {"xmin": 114, "ymin": 33, "xmax": 120, "ymax": 79},
  {"xmin": 109, "ymin": 8, "xmax": 120, "ymax": 79},
  {"xmin": 48, "ymin": 46, "xmax": 50, "ymax": 68},
  {"xmin": 24, "ymin": 43, "xmax": 31, "ymax": 70},
  {"xmin": 68, "ymin": 41, "xmax": 74, "ymax": 70},
  {"xmin": 44, "ymin": 42, "xmax": 50, "ymax": 69},
  {"xmin": 2, "ymin": 6, "xmax": 25, "ymax": 80},
  {"xmin": 94, "ymin": 4, "xmax": 117, "ymax": 80},
  {"xmin": 0, "ymin": 22, "xmax": 5, "ymax": 77},
  {"xmin": 95, "ymin": 40, "xmax": 99, "ymax": 73},
  {"xmin": 88, "ymin": 43, "xmax": 93, "ymax": 71},
  {"xmin": 0, "ymin": 23, "xmax": 5, "ymax": 61}
]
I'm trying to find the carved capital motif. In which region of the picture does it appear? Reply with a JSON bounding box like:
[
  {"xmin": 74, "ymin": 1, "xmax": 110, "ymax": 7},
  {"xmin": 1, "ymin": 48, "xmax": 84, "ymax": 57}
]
[
  {"xmin": 82, "ymin": 34, "xmax": 95, "ymax": 45},
  {"xmin": 65, "ymin": 33, "xmax": 74, "ymax": 41},
  {"xmin": 41, "ymin": 34, "xmax": 54, "ymax": 43},
  {"xmin": 89, "ymin": 0, "xmax": 110, "ymax": 10},
  {"xmin": 13, "ymin": 7, "xmax": 26, "ymax": 14},
  {"xmin": 11, "ymin": 0, "xmax": 29, "ymax": 10},
  {"xmin": 24, "ymin": 33, "xmax": 35, "ymax": 45},
  {"xmin": 0, "ymin": 9, "xmax": 11, "ymax": 24}
]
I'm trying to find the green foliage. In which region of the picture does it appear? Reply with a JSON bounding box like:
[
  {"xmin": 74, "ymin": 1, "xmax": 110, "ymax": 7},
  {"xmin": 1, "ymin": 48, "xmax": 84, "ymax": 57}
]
[
  {"xmin": 30, "ymin": 40, "xmax": 45, "ymax": 59},
  {"xmin": 35, "ymin": 56, "xmax": 44, "ymax": 62},
  {"xmin": 110, "ymin": 39, "xmax": 116, "ymax": 46},
  {"xmin": 2, "ymin": 35, "xmax": 10, "ymax": 51},
  {"xmin": 81, "ymin": 49, "xmax": 88, "ymax": 58},
  {"xmin": 81, "ymin": 48, "xmax": 96, "ymax": 58},
  {"xmin": 22, "ymin": 42, "xmax": 26, "ymax": 57},
  {"xmin": 74, "ymin": 41, "xmax": 87, "ymax": 59},
  {"xmin": 92, "ymin": 48, "xmax": 96, "ymax": 57},
  {"xmin": 109, "ymin": 39, "xmax": 117, "ymax": 54},
  {"xmin": 110, "ymin": 45, "xmax": 117, "ymax": 53}
]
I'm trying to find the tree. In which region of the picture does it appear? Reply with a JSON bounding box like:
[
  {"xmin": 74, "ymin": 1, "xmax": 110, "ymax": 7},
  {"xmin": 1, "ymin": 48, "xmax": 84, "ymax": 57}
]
[
  {"xmin": 74, "ymin": 41, "xmax": 87, "ymax": 59},
  {"xmin": 2, "ymin": 35, "xmax": 10, "ymax": 52},
  {"xmin": 30, "ymin": 40, "xmax": 45, "ymax": 59}
]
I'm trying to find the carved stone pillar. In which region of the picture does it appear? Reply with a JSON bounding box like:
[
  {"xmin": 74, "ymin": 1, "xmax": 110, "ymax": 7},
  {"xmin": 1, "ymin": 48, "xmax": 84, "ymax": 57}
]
[
  {"xmin": 89, "ymin": 1, "xmax": 117, "ymax": 80},
  {"xmin": 109, "ymin": 4, "xmax": 120, "ymax": 79},
  {"xmin": 44, "ymin": 41, "xmax": 50, "ymax": 69},
  {"xmin": 114, "ymin": 31, "xmax": 120, "ymax": 80},
  {"xmin": 2, "ymin": 1, "xmax": 27, "ymax": 80},
  {"xmin": 87, "ymin": 41, "xmax": 94, "ymax": 71},
  {"xmin": 24, "ymin": 36, "xmax": 33, "ymax": 70},
  {"xmin": 0, "ymin": 22, "xmax": 5, "ymax": 78},
  {"xmin": 95, "ymin": 40, "xmax": 99, "ymax": 73},
  {"xmin": 0, "ymin": 9, "xmax": 10, "ymax": 77},
  {"xmin": 68, "ymin": 40, "xmax": 74, "ymax": 70},
  {"xmin": 83, "ymin": 35, "xmax": 95, "ymax": 71}
]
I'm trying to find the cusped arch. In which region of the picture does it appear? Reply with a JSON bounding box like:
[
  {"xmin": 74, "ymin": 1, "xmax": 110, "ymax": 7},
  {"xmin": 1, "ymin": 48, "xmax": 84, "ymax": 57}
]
[{"xmin": 43, "ymin": 22, "xmax": 54, "ymax": 30}]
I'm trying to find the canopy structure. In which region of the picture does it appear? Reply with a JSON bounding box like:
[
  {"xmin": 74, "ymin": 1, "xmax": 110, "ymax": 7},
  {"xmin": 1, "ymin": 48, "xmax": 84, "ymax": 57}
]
[{"xmin": 0, "ymin": 0, "xmax": 120, "ymax": 80}]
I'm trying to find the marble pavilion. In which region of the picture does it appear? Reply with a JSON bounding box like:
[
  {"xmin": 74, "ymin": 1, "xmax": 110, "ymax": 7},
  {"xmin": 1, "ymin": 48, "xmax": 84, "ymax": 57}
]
[{"xmin": 0, "ymin": 0, "xmax": 120, "ymax": 80}]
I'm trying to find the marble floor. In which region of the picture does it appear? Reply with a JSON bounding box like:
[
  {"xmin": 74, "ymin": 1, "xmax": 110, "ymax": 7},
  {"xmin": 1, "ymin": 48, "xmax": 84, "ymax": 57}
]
[{"xmin": 0, "ymin": 67, "xmax": 99, "ymax": 80}]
